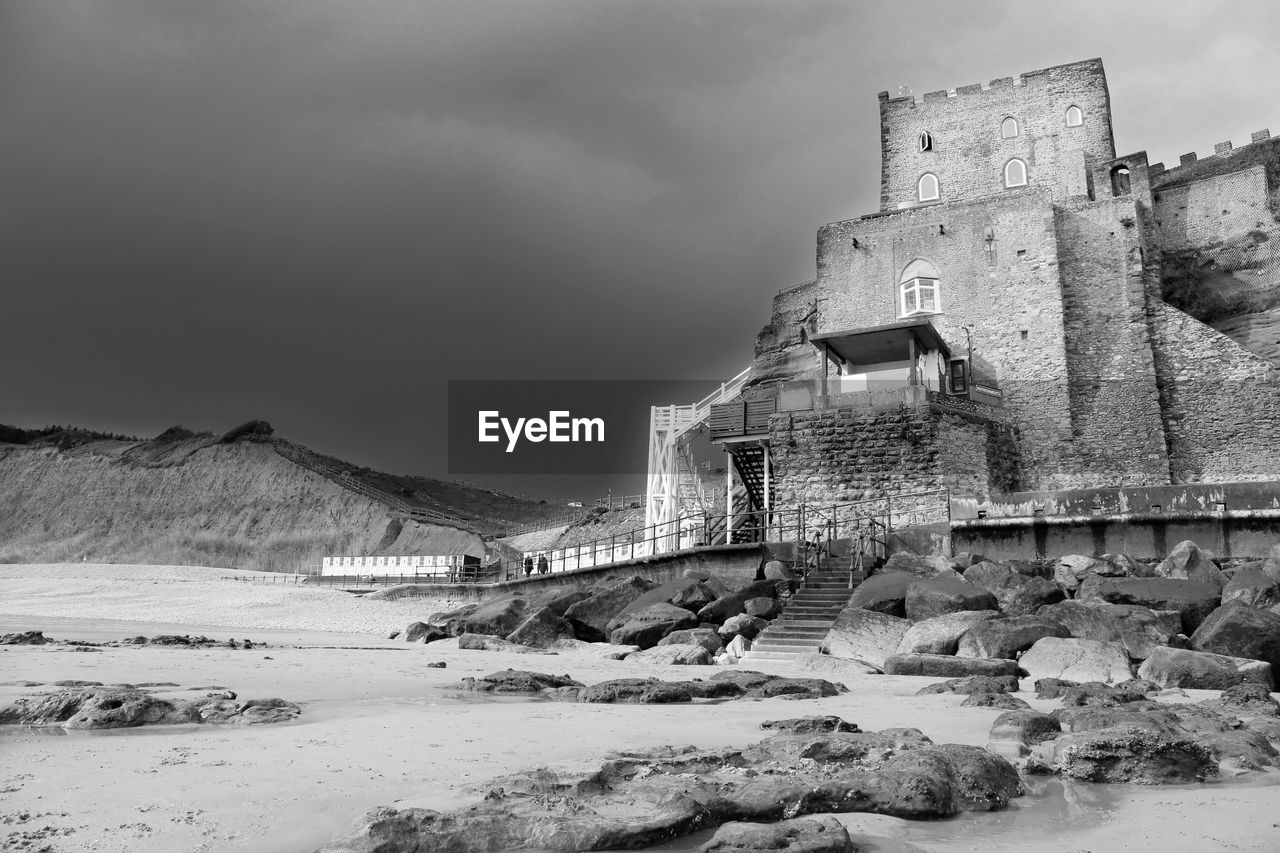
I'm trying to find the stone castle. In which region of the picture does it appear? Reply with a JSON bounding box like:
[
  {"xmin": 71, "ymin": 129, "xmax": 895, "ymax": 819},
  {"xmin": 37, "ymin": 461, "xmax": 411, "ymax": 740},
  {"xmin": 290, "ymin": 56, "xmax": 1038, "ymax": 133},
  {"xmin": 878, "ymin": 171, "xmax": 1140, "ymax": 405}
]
[{"xmin": 712, "ymin": 57, "xmax": 1280, "ymax": 515}]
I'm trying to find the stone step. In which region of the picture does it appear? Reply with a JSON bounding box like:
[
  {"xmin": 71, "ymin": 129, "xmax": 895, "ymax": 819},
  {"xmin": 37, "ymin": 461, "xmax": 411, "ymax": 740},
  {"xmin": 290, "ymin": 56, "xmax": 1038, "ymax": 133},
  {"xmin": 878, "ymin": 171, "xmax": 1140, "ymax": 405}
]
[
  {"xmin": 752, "ymin": 638, "xmax": 823, "ymax": 649},
  {"xmin": 739, "ymin": 650, "xmax": 807, "ymax": 661},
  {"xmin": 761, "ymin": 624, "xmax": 830, "ymax": 635},
  {"xmin": 769, "ymin": 618, "xmax": 836, "ymax": 628}
]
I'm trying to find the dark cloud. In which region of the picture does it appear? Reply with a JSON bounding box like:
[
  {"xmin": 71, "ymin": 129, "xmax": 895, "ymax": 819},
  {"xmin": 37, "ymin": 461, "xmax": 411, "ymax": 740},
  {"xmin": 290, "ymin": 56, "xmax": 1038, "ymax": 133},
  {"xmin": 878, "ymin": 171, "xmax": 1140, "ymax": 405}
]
[{"xmin": 3, "ymin": 0, "xmax": 1278, "ymax": 499}]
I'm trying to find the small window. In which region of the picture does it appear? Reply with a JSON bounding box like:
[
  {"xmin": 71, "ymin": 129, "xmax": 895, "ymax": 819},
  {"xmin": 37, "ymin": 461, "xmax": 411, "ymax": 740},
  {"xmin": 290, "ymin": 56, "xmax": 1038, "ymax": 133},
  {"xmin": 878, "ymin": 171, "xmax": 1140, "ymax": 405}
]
[
  {"xmin": 1001, "ymin": 117, "xmax": 1019, "ymax": 139},
  {"xmin": 1004, "ymin": 158, "xmax": 1027, "ymax": 188},
  {"xmin": 1066, "ymin": 105, "xmax": 1083, "ymax": 127},
  {"xmin": 919, "ymin": 131, "xmax": 934, "ymax": 152},
  {"xmin": 948, "ymin": 359, "xmax": 969, "ymax": 394},
  {"xmin": 917, "ymin": 173, "xmax": 939, "ymax": 202},
  {"xmin": 1110, "ymin": 165, "xmax": 1131, "ymax": 197},
  {"xmin": 900, "ymin": 277, "xmax": 940, "ymax": 316}
]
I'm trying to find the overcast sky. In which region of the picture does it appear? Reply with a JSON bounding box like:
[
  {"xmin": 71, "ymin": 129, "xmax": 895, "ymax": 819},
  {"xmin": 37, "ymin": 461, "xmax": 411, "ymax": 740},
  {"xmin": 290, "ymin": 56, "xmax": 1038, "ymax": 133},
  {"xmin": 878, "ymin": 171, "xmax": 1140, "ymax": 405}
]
[{"xmin": 3, "ymin": 0, "xmax": 1279, "ymax": 500}]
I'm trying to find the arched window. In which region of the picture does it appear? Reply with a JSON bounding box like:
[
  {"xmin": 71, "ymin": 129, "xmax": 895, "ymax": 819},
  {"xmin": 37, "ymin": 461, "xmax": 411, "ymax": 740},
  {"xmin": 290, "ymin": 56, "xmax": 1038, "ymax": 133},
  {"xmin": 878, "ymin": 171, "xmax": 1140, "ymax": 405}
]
[
  {"xmin": 1110, "ymin": 165, "xmax": 1131, "ymax": 197},
  {"xmin": 899, "ymin": 259, "xmax": 941, "ymax": 317},
  {"xmin": 1066, "ymin": 105, "xmax": 1083, "ymax": 127},
  {"xmin": 919, "ymin": 131, "xmax": 934, "ymax": 152},
  {"xmin": 1004, "ymin": 158, "xmax": 1027, "ymax": 188},
  {"xmin": 917, "ymin": 173, "xmax": 939, "ymax": 202},
  {"xmin": 1001, "ymin": 117, "xmax": 1019, "ymax": 139}
]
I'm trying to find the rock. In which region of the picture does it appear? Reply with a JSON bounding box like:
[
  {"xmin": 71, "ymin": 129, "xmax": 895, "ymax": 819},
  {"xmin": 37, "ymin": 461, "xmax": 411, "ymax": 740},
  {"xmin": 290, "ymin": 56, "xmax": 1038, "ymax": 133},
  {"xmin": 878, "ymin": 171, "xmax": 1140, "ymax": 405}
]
[
  {"xmin": 881, "ymin": 551, "xmax": 953, "ymax": 577},
  {"xmin": 387, "ymin": 631, "xmax": 400, "ymax": 640},
  {"xmin": 1078, "ymin": 578, "xmax": 1221, "ymax": 633},
  {"xmin": 1262, "ymin": 543, "xmax": 1280, "ymax": 582},
  {"xmin": 961, "ymin": 692, "xmax": 1031, "ymax": 710},
  {"xmin": 460, "ymin": 595, "xmax": 535, "ymax": 638},
  {"xmin": 696, "ymin": 580, "xmax": 780, "ymax": 624},
  {"xmin": 609, "ymin": 603, "xmax": 698, "ymax": 649},
  {"xmin": 882, "ymin": 654, "xmax": 1019, "ymax": 679},
  {"xmin": 1137, "ymin": 646, "xmax": 1275, "ymax": 690},
  {"xmin": 916, "ymin": 675, "xmax": 1020, "ymax": 695},
  {"xmin": 759, "ymin": 716, "xmax": 861, "ymax": 735},
  {"xmin": 0, "ymin": 630, "xmax": 48, "ymax": 645},
  {"xmin": 1154, "ymin": 540, "xmax": 1226, "ymax": 589},
  {"xmin": 625, "ymin": 644, "xmax": 713, "ymax": 666},
  {"xmin": 0, "ymin": 689, "xmax": 197, "ymax": 728},
  {"xmin": 1057, "ymin": 683, "xmax": 1148, "ymax": 708},
  {"xmin": 548, "ymin": 639, "xmax": 640, "ymax": 659},
  {"xmin": 951, "ymin": 552, "xmax": 986, "ymax": 570},
  {"xmin": 1048, "ymin": 725, "xmax": 1217, "ymax": 783},
  {"xmin": 607, "ymin": 579, "xmax": 718, "ymax": 632},
  {"xmin": 718, "ymin": 613, "xmax": 768, "ymax": 641},
  {"xmin": 724, "ymin": 633, "xmax": 751, "ymax": 659},
  {"xmin": 505, "ymin": 605, "xmax": 576, "ymax": 648},
  {"xmin": 1017, "ymin": 638, "xmax": 1133, "ymax": 685},
  {"xmin": 1190, "ymin": 602, "xmax": 1280, "ymax": 672},
  {"xmin": 990, "ymin": 710, "xmax": 1062, "ymax": 746},
  {"xmin": 1035, "ymin": 601, "xmax": 1181, "ymax": 660},
  {"xmin": 956, "ymin": 615, "xmax": 1069, "ymax": 660},
  {"xmin": 896, "ymin": 611, "xmax": 1001, "ymax": 656},
  {"xmin": 422, "ymin": 603, "xmax": 479, "ymax": 638},
  {"xmin": 456, "ymin": 633, "xmax": 552, "ymax": 654},
  {"xmin": 1204, "ymin": 682, "xmax": 1280, "ymax": 719},
  {"xmin": 456, "ymin": 670, "xmax": 584, "ymax": 693},
  {"xmin": 1033, "ymin": 678, "xmax": 1080, "ymax": 699},
  {"xmin": 963, "ymin": 564, "xmax": 1066, "ymax": 616},
  {"xmin": 1221, "ymin": 568, "xmax": 1280, "ymax": 609},
  {"xmin": 743, "ymin": 597, "xmax": 780, "ymax": 619},
  {"xmin": 698, "ymin": 816, "xmax": 854, "ymax": 853},
  {"xmin": 658, "ymin": 628, "xmax": 724, "ymax": 655},
  {"xmin": 1053, "ymin": 555, "xmax": 1111, "ymax": 592},
  {"xmin": 320, "ymin": 731, "xmax": 1020, "ymax": 852},
  {"xmin": 822, "ymin": 609, "xmax": 909, "ymax": 668},
  {"xmin": 670, "ymin": 582, "xmax": 718, "ymax": 613},
  {"xmin": 197, "ymin": 697, "xmax": 303, "ymax": 725},
  {"xmin": 563, "ymin": 577, "xmax": 659, "ymax": 642},
  {"xmin": 904, "ymin": 577, "xmax": 999, "ymax": 621},
  {"xmin": 578, "ymin": 678, "xmax": 694, "ymax": 704},
  {"xmin": 784, "ymin": 653, "xmax": 881, "ymax": 677},
  {"xmin": 846, "ymin": 572, "xmax": 916, "ymax": 617},
  {"xmin": 541, "ymin": 589, "xmax": 594, "ymax": 617}
]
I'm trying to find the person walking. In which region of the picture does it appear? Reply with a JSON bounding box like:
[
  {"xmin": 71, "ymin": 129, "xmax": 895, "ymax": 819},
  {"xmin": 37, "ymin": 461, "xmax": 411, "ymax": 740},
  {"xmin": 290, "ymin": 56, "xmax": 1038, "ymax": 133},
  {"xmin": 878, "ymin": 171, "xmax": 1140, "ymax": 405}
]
[
  {"xmin": 523, "ymin": 555, "xmax": 534, "ymax": 577},
  {"xmin": 537, "ymin": 553, "xmax": 549, "ymax": 575}
]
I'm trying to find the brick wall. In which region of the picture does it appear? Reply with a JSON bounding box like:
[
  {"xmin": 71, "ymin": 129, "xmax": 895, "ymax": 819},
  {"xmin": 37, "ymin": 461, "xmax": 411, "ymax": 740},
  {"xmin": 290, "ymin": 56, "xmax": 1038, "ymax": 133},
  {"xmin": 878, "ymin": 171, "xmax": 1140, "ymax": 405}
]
[
  {"xmin": 879, "ymin": 59, "xmax": 1114, "ymax": 211},
  {"xmin": 1053, "ymin": 196, "xmax": 1171, "ymax": 484},
  {"xmin": 1147, "ymin": 300, "xmax": 1280, "ymax": 482}
]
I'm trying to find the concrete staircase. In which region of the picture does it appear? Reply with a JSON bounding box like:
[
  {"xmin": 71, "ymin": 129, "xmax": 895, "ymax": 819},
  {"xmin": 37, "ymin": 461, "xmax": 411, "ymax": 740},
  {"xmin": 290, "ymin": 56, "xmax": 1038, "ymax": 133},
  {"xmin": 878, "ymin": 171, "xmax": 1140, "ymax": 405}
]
[{"xmin": 740, "ymin": 565, "xmax": 861, "ymax": 663}]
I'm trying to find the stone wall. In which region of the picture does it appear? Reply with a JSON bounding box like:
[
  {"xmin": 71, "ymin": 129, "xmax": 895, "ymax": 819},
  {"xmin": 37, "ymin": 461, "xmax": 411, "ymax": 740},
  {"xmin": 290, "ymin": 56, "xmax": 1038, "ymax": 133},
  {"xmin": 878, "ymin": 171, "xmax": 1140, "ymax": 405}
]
[
  {"xmin": 1153, "ymin": 164, "xmax": 1274, "ymax": 253},
  {"xmin": 1052, "ymin": 196, "xmax": 1170, "ymax": 484},
  {"xmin": 1147, "ymin": 300, "xmax": 1280, "ymax": 482},
  {"xmin": 878, "ymin": 59, "xmax": 1114, "ymax": 211},
  {"xmin": 767, "ymin": 404, "xmax": 1013, "ymax": 509}
]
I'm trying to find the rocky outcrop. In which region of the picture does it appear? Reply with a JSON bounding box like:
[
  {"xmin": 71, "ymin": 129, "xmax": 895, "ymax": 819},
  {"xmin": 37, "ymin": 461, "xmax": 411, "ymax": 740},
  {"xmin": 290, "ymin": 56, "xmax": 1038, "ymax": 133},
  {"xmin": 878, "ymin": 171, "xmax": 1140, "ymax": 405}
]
[
  {"xmin": 1046, "ymin": 725, "xmax": 1217, "ymax": 783},
  {"xmin": 963, "ymin": 563, "xmax": 1066, "ymax": 616},
  {"xmin": 1078, "ymin": 578, "xmax": 1220, "ymax": 633},
  {"xmin": 1153, "ymin": 540, "xmax": 1226, "ymax": 589},
  {"xmin": 456, "ymin": 633, "xmax": 551, "ymax": 654},
  {"xmin": 880, "ymin": 552, "xmax": 953, "ymax": 577},
  {"xmin": 895, "ymin": 611, "xmax": 1001, "ymax": 656},
  {"xmin": 699, "ymin": 816, "xmax": 854, "ymax": 853},
  {"xmin": 822, "ymin": 609, "xmax": 909, "ymax": 668},
  {"xmin": 505, "ymin": 605, "xmax": 576, "ymax": 648},
  {"xmin": 658, "ymin": 628, "xmax": 724, "ymax": 656},
  {"xmin": 625, "ymin": 644, "xmax": 713, "ymax": 666},
  {"xmin": 1136, "ymin": 646, "xmax": 1274, "ymax": 690},
  {"xmin": 461, "ymin": 595, "xmax": 534, "ymax": 638},
  {"xmin": 1222, "ymin": 568, "xmax": 1280, "ymax": 609},
  {"xmin": 455, "ymin": 670, "xmax": 584, "ymax": 693},
  {"xmin": 719, "ymin": 613, "xmax": 769, "ymax": 642},
  {"xmin": 1190, "ymin": 602, "xmax": 1280, "ymax": 672},
  {"xmin": 318, "ymin": 727, "xmax": 1021, "ymax": 852},
  {"xmin": 563, "ymin": 577, "xmax": 658, "ymax": 642},
  {"xmin": 577, "ymin": 672, "xmax": 844, "ymax": 704},
  {"xmin": 916, "ymin": 675, "xmax": 1020, "ymax": 695},
  {"xmin": 608, "ymin": 603, "xmax": 698, "ymax": 649},
  {"xmin": 846, "ymin": 572, "xmax": 916, "ymax": 617},
  {"xmin": 1017, "ymin": 638, "xmax": 1133, "ymax": 685},
  {"xmin": 696, "ymin": 581, "xmax": 780, "ymax": 624},
  {"xmin": 904, "ymin": 577, "xmax": 999, "ymax": 621},
  {"xmin": 0, "ymin": 688, "xmax": 299, "ymax": 728}
]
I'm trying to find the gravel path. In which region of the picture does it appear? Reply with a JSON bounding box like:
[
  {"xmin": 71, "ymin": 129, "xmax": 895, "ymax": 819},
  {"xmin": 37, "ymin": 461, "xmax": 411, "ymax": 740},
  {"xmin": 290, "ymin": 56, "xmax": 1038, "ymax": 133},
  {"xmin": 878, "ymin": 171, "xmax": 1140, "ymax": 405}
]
[{"xmin": 0, "ymin": 563, "xmax": 454, "ymax": 634}]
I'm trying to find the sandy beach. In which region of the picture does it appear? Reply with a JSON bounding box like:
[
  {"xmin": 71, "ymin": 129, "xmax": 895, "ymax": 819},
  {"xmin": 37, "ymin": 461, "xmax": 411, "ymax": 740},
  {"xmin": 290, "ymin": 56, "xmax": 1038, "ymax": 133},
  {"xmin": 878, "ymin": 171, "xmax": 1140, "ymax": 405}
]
[{"xmin": 2, "ymin": 563, "xmax": 1279, "ymax": 853}]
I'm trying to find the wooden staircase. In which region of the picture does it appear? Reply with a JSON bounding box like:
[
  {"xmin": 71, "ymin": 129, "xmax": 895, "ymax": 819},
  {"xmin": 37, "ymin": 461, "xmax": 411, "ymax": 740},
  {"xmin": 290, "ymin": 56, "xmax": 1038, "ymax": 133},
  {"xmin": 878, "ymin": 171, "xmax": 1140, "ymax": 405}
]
[{"xmin": 740, "ymin": 543, "xmax": 868, "ymax": 663}]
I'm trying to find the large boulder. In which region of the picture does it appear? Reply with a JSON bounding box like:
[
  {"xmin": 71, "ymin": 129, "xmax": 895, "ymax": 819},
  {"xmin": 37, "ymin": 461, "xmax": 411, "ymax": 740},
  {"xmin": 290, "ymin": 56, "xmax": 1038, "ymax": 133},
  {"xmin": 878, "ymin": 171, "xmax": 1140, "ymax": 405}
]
[
  {"xmin": 846, "ymin": 572, "xmax": 916, "ymax": 617},
  {"xmin": 457, "ymin": 633, "xmax": 552, "ymax": 654},
  {"xmin": 880, "ymin": 551, "xmax": 953, "ymax": 578},
  {"xmin": 609, "ymin": 603, "xmax": 698, "ymax": 649},
  {"xmin": 606, "ymin": 579, "xmax": 717, "ymax": 635},
  {"xmin": 541, "ymin": 589, "xmax": 594, "ymax": 617},
  {"xmin": 1154, "ymin": 540, "xmax": 1226, "ymax": 589},
  {"xmin": 1053, "ymin": 555, "xmax": 1112, "ymax": 593},
  {"xmin": 698, "ymin": 816, "xmax": 854, "ymax": 853},
  {"xmin": 1036, "ymin": 600, "xmax": 1181, "ymax": 660},
  {"xmin": 1222, "ymin": 568, "xmax": 1280, "ymax": 610},
  {"xmin": 456, "ymin": 670, "xmax": 584, "ymax": 693},
  {"xmin": 718, "ymin": 613, "xmax": 768, "ymax": 641},
  {"xmin": 462, "ymin": 595, "xmax": 535, "ymax": 638},
  {"xmin": 822, "ymin": 609, "xmax": 909, "ymax": 668},
  {"xmin": 1017, "ymin": 638, "xmax": 1133, "ymax": 685},
  {"xmin": 1190, "ymin": 602, "xmax": 1280, "ymax": 672},
  {"xmin": 423, "ymin": 603, "xmax": 479, "ymax": 637},
  {"xmin": 1048, "ymin": 725, "xmax": 1218, "ymax": 784},
  {"xmin": 1077, "ymin": 578, "xmax": 1220, "ymax": 633},
  {"xmin": 895, "ymin": 611, "xmax": 1001, "ymax": 656},
  {"xmin": 564, "ymin": 577, "xmax": 658, "ymax": 642},
  {"xmin": 956, "ymin": 616, "xmax": 1070, "ymax": 660},
  {"xmin": 670, "ymin": 582, "xmax": 718, "ymax": 613},
  {"xmin": 966, "ymin": 569, "xmax": 1066, "ymax": 618},
  {"xmin": 0, "ymin": 689, "xmax": 198, "ymax": 729},
  {"xmin": 1137, "ymin": 646, "xmax": 1275, "ymax": 690},
  {"xmin": 658, "ymin": 628, "xmax": 724, "ymax": 656},
  {"xmin": 743, "ymin": 597, "xmax": 780, "ymax": 619},
  {"xmin": 403, "ymin": 621, "xmax": 443, "ymax": 643},
  {"xmin": 506, "ymin": 605, "xmax": 576, "ymax": 648},
  {"xmin": 904, "ymin": 576, "xmax": 999, "ymax": 622},
  {"xmin": 882, "ymin": 653, "xmax": 1019, "ymax": 679},
  {"xmin": 625, "ymin": 644, "xmax": 713, "ymax": 666},
  {"xmin": 696, "ymin": 580, "xmax": 780, "ymax": 624}
]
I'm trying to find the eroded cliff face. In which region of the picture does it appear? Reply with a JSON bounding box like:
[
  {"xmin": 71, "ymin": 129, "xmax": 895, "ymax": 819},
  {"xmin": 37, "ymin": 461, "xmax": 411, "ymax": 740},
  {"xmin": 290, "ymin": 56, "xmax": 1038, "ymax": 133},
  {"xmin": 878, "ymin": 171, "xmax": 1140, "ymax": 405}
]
[{"xmin": 0, "ymin": 437, "xmax": 483, "ymax": 571}]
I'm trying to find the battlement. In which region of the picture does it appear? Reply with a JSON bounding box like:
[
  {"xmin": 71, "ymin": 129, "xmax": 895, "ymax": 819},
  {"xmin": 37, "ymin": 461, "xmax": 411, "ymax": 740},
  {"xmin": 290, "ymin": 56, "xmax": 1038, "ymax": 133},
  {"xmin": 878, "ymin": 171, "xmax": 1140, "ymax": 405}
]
[
  {"xmin": 878, "ymin": 58, "xmax": 1104, "ymax": 108},
  {"xmin": 1148, "ymin": 127, "xmax": 1275, "ymax": 182}
]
